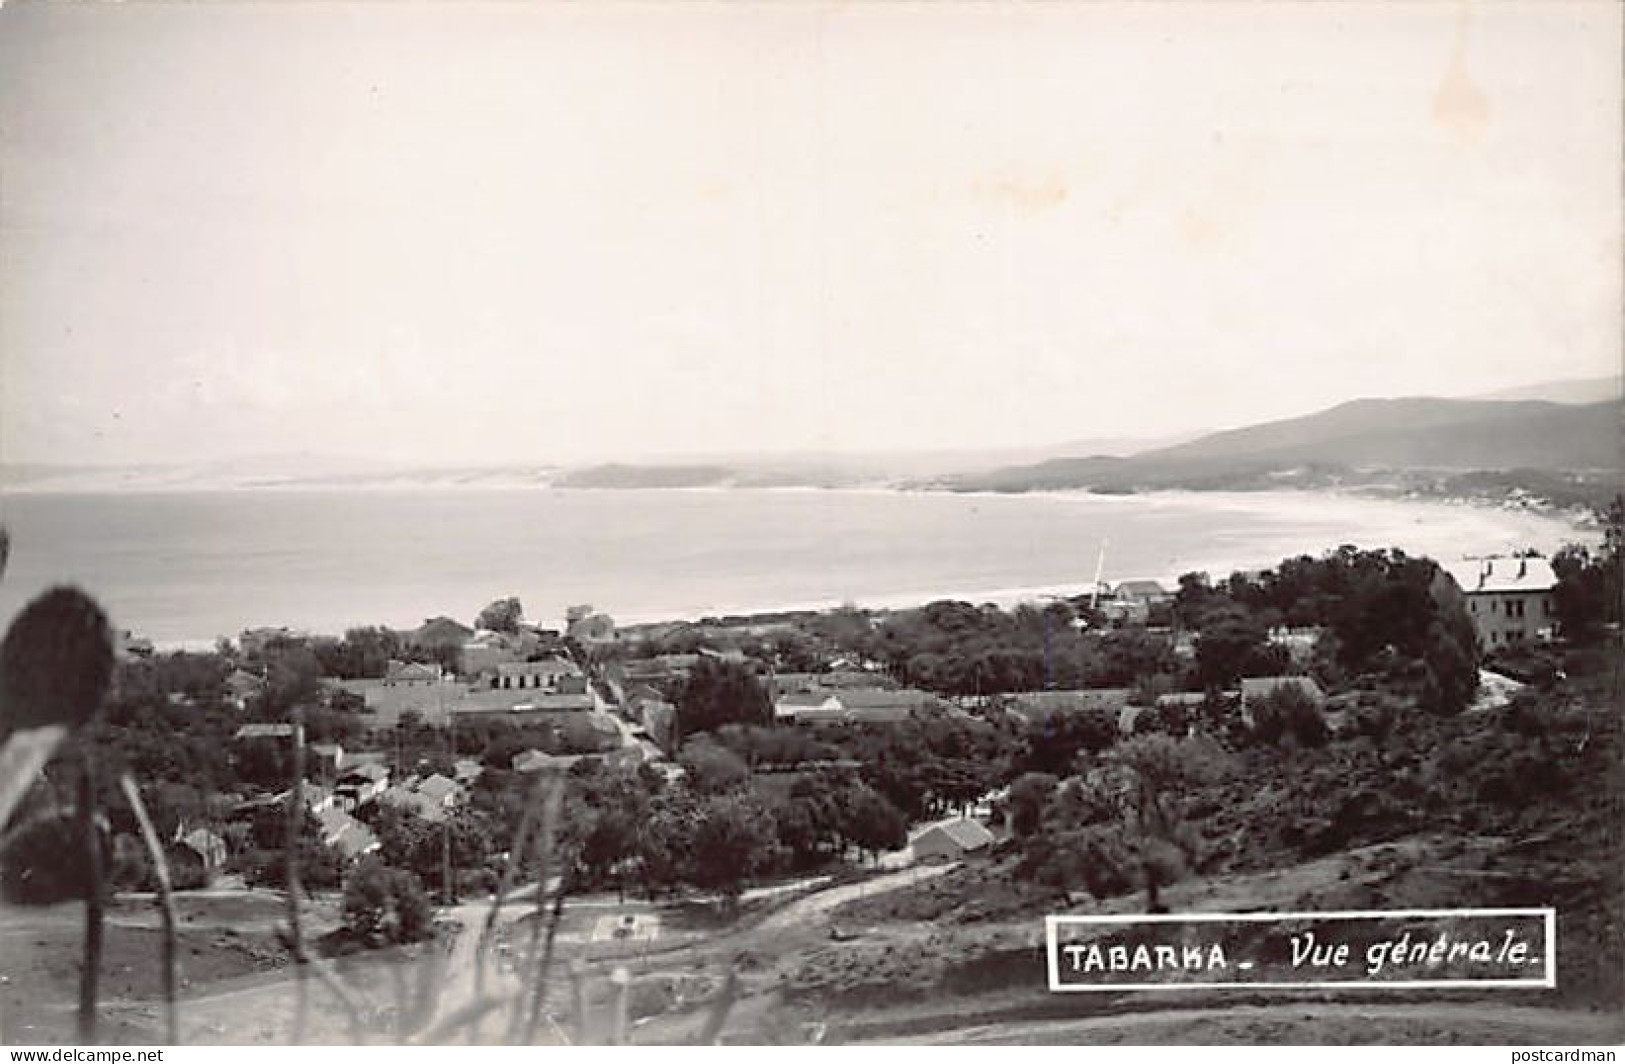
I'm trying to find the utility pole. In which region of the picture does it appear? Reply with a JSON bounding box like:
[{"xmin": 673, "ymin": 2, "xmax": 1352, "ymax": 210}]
[{"xmin": 1091, "ymin": 538, "xmax": 1110, "ymax": 611}]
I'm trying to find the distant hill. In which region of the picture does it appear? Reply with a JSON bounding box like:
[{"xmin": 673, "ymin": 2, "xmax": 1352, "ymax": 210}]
[
  {"xmin": 1462, "ymin": 375, "xmax": 1622, "ymax": 405},
  {"xmin": 946, "ymin": 397, "xmax": 1622, "ymax": 493},
  {"xmin": 555, "ymin": 464, "xmax": 740, "ymax": 489}
]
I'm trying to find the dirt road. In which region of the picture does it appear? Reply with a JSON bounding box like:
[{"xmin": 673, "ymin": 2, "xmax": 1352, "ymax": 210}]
[{"xmin": 754, "ymin": 863, "xmax": 958, "ymax": 933}]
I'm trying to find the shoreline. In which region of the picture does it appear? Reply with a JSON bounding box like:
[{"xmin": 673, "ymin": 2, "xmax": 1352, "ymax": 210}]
[
  {"xmin": 0, "ymin": 473, "xmax": 1613, "ymax": 516},
  {"xmin": 123, "ymin": 490, "xmax": 1586, "ymax": 649},
  {"xmin": 4, "ymin": 485, "xmax": 1594, "ymax": 652}
]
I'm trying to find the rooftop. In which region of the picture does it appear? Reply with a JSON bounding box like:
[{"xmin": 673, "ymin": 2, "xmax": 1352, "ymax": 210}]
[
  {"xmin": 1443, "ymin": 556, "xmax": 1560, "ymax": 595},
  {"xmin": 916, "ymin": 818, "xmax": 995, "ymax": 851}
]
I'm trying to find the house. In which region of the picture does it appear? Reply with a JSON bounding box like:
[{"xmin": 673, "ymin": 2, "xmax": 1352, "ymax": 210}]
[
  {"xmin": 113, "ymin": 629, "xmax": 156, "ymax": 661},
  {"xmin": 416, "ymin": 773, "xmax": 460, "ymax": 810},
  {"xmin": 234, "ymin": 722, "xmax": 295, "ymax": 741},
  {"xmin": 316, "ymin": 805, "xmax": 380, "ymax": 860},
  {"xmin": 911, "ymin": 818, "xmax": 995, "ymax": 862},
  {"xmin": 459, "ymin": 632, "xmax": 522, "ymax": 676},
  {"xmin": 837, "ymin": 688, "xmax": 943, "ymax": 724},
  {"xmin": 1443, "ymin": 556, "xmax": 1560, "ymax": 649},
  {"xmin": 485, "ymin": 657, "xmax": 582, "ymax": 691},
  {"xmin": 169, "ymin": 827, "xmax": 227, "ymax": 886},
  {"xmin": 332, "ymin": 672, "xmax": 465, "ymax": 728},
  {"xmin": 376, "ymin": 771, "xmax": 461, "ymax": 822},
  {"xmin": 1066, "ymin": 583, "xmax": 1114, "ymax": 610},
  {"xmin": 1005, "ymin": 689, "xmax": 1133, "ymax": 725},
  {"xmin": 770, "ymin": 673, "xmax": 824, "ymax": 695},
  {"xmin": 621, "ymin": 654, "xmax": 701, "ymax": 684},
  {"xmin": 334, "ymin": 762, "xmax": 390, "ymax": 807},
  {"xmin": 775, "ymin": 691, "xmax": 844, "ymax": 723},
  {"xmin": 1153, "ymin": 692, "xmax": 1208, "ymax": 711},
  {"xmin": 1097, "ymin": 599, "xmax": 1150, "ymax": 626},
  {"xmin": 448, "ymin": 690, "xmax": 597, "ymax": 719},
  {"xmin": 1114, "ymin": 580, "xmax": 1172, "ymax": 605},
  {"xmin": 278, "ymin": 781, "xmax": 336, "ymax": 814},
  {"xmin": 223, "ymin": 669, "xmax": 266, "ymax": 711},
  {"xmin": 775, "ymin": 688, "xmax": 942, "ymax": 725},
  {"xmin": 384, "ymin": 660, "xmax": 446, "ymax": 686},
  {"xmin": 376, "ymin": 785, "xmax": 444, "ymax": 822}
]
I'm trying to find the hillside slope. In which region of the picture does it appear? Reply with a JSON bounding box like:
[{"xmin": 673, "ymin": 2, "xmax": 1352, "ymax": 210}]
[{"xmin": 949, "ymin": 398, "xmax": 1622, "ymax": 493}]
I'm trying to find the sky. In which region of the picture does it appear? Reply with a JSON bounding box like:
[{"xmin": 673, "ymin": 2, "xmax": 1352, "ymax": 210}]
[{"xmin": 1, "ymin": 1, "xmax": 1620, "ymax": 469}]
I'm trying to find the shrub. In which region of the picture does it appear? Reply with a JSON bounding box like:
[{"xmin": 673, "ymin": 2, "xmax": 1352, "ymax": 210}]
[
  {"xmin": 1250, "ymin": 685, "xmax": 1327, "ymax": 747},
  {"xmin": 342, "ymin": 857, "xmax": 433, "ymax": 946},
  {"xmin": 1287, "ymin": 695, "xmax": 1329, "ymax": 748},
  {"xmin": 1, "ymin": 812, "xmax": 105, "ymax": 904}
]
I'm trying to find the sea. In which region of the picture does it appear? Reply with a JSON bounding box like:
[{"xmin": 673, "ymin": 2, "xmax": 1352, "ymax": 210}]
[{"xmin": 0, "ymin": 487, "xmax": 1593, "ymax": 647}]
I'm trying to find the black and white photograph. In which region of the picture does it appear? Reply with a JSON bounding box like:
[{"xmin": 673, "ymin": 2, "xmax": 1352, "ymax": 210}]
[{"xmin": 0, "ymin": 0, "xmax": 1620, "ymax": 1049}]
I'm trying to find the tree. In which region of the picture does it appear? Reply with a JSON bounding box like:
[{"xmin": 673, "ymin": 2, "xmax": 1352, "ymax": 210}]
[
  {"xmin": 770, "ymin": 799, "xmax": 820, "ymax": 868},
  {"xmin": 556, "ymin": 765, "xmax": 651, "ymax": 895},
  {"xmin": 313, "ymin": 627, "xmax": 405, "ymax": 680},
  {"xmin": 636, "ymin": 793, "xmax": 699, "ymax": 896},
  {"xmin": 1, "ymin": 810, "xmax": 108, "ymax": 904},
  {"xmin": 836, "ymin": 788, "xmax": 908, "ymax": 863},
  {"xmin": 688, "ymin": 793, "xmax": 780, "ymax": 908},
  {"xmin": 675, "ymin": 658, "xmax": 772, "ymax": 740},
  {"xmin": 1007, "ymin": 772, "xmax": 1060, "ymax": 838},
  {"xmin": 1251, "ymin": 684, "xmax": 1328, "ymax": 747},
  {"xmin": 764, "ymin": 629, "xmax": 824, "ymax": 673},
  {"xmin": 475, "ymin": 598, "xmax": 525, "ymax": 635},
  {"xmin": 1174, "ymin": 572, "xmax": 1222, "ymax": 629},
  {"xmin": 1090, "ymin": 630, "xmax": 1180, "ymax": 689},
  {"xmin": 677, "ymin": 738, "xmax": 751, "ymax": 795},
  {"xmin": 1194, "ymin": 604, "xmax": 1278, "ymax": 690},
  {"xmin": 1109, "ymin": 733, "xmax": 1229, "ymax": 912},
  {"xmin": 342, "ymin": 858, "xmax": 432, "ymax": 946},
  {"xmin": 1552, "ymin": 501, "xmax": 1622, "ymax": 642},
  {"xmin": 257, "ymin": 643, "xmax": 324, "ymax": 718},
  {"xmin": 240, "ymin": 806, "xmax": 343, "ymax": 890}
]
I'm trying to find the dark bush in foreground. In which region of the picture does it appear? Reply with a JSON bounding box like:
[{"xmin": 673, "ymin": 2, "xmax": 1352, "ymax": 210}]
[{"xmin": 0, "ymin": 812, "xmax": 104, "ymax": 904}]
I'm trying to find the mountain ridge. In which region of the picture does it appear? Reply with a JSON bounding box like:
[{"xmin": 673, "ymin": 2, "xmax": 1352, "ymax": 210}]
[{"xmin": 944, "ymin": 397, "xmax": 1622, "ymax": 494}]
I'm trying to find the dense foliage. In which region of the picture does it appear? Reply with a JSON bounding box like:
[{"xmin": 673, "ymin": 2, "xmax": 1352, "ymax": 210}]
[
  {"xmin": 342, "ymin": 857, "xmax": 433, "ymax": 945},
  {"xmin": 675, "ymin": 658, "xmax": 773, "ymax": 740}
]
